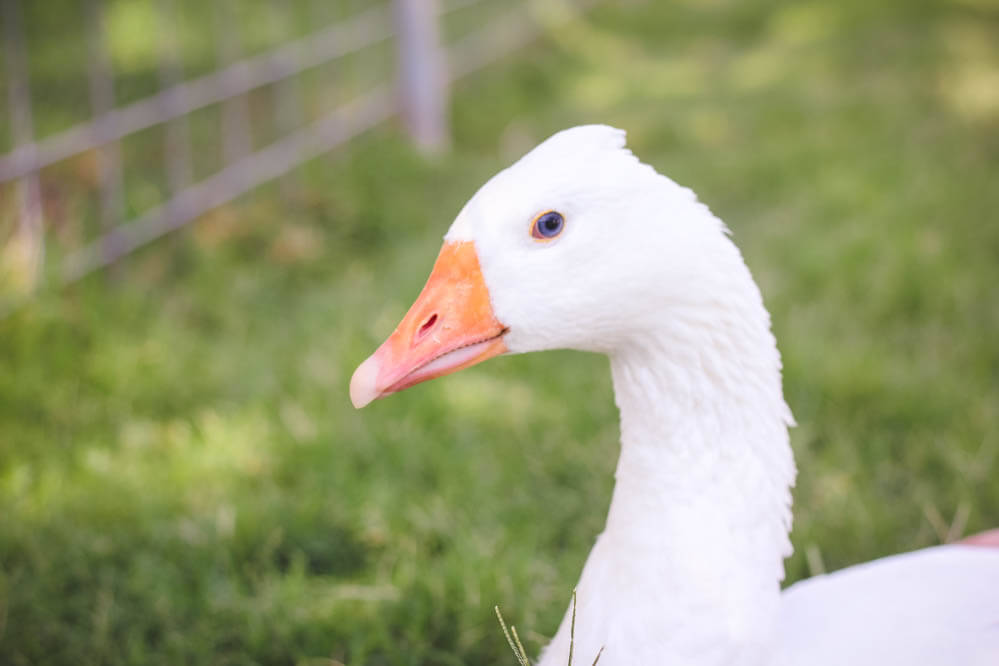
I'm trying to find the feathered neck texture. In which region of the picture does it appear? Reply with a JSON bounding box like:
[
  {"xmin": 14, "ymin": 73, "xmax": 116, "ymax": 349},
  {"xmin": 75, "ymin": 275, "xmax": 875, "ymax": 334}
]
[{"xmin": 538, "ymin": 235, "xmax": 796, "ymax": 666}]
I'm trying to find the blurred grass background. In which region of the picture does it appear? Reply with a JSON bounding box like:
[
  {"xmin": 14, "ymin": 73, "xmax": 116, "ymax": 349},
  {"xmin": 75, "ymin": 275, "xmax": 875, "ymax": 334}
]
[{"xmin": 2, "ymin": 0, "xmax": 998, "ymax": 663}]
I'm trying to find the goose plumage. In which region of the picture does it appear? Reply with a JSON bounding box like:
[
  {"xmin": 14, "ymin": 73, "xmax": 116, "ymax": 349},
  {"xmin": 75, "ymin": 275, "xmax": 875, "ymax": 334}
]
[{"xmin": 350, "ymin": 125, "xmax": 999, "ymax": 666}]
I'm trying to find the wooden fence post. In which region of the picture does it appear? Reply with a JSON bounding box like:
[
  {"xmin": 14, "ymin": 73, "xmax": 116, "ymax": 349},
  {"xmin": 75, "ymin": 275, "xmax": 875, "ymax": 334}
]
[
  {"xmin": 2, "ymin": 0, "xmax": 44, "ymax": 290},
  {"xmin": 157, "ymin": 0, "xmax": 194, "ymax": 197},
  {"xmin": 394, "ymin": 0, "xmax": 448, "ymax": 153},
  {"xmin": 214, "ymin": 0, "xmax": 253, "ymax": 164},
  {"xmin": 84, "ymin": 0, "xmax": 126, "ymax": 272}
]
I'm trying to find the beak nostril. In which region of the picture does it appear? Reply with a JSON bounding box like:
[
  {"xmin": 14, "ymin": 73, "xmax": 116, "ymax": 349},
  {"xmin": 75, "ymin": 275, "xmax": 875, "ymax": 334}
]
[{"xmin": 417, "ymin": 313, "xmax": 439, "ymax": 339}]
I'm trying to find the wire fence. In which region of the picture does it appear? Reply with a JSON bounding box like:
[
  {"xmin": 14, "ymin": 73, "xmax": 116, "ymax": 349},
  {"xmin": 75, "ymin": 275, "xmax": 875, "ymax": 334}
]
[{"xmin": 0, "ymin": 0, "xmax": 593, "ymax": 302}]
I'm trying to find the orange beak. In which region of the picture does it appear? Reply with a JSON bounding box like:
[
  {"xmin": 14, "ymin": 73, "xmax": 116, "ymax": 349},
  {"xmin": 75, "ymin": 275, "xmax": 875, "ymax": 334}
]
[{"xmin": 349, "ymin": 241, "xmax": 508, "ymax": 408}]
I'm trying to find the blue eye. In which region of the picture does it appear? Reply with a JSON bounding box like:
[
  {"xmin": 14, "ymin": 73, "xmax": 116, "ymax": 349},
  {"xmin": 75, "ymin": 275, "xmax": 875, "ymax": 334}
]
[{"xmin": 531, "ymin": 211, "xmax": 565, "ymax": 240}]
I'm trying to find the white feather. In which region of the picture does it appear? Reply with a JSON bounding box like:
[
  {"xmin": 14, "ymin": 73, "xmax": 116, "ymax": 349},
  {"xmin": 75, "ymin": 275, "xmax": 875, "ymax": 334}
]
[{"xmin": 442, "ymin": 126, "xmax": 999, "ymax": 665}]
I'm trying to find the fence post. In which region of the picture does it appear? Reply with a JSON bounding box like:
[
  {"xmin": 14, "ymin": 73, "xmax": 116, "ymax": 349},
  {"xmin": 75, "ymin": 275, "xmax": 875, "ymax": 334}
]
[
  {"xmin": 2, "ymin": 0, "xmax": 44, "ymax": 290},
  {"xmin": 394, "ymin": 0, "xmax": 448, "ymax": 153},
  {"xmin": 84, "ymin": 0, "xmax": 126, "ymax": 271},
  {"xmin": 214, "ymin": 0, "xmax": 253, "ymax": 164},
  {"xmin": 269, "ymin": 0, "xmax": 304, "ymax": 197},
  {"xmin": 157, "ymin": 0, "xmax": 193, "ymax": 196}
]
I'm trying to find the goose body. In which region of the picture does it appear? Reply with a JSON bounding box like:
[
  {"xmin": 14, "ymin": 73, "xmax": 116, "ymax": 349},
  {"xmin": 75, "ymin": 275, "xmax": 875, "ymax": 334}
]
[
  {"xmin": 777, "ymin": 545, "xmax": 999, "ymax": 665},
  {"xmin": 350, "ymin": 126, "xmax": 999, "ymax": 665}
]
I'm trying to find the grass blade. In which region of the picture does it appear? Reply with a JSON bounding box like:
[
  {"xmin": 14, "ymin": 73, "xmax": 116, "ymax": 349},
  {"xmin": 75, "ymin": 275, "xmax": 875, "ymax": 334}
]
[
  {"xmin": 567, "ymin": 589, "xmax": 577, "ymax": 666},
  {"xmin": 495, "ymin": 605, "xmax": 531, "ymax": 666}
]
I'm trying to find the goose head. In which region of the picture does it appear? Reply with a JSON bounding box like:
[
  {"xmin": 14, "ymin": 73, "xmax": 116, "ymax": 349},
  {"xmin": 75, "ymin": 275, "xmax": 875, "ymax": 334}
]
[
  {"xmin": 350, "ymin": 125, "xmax": 756, "ymax": 408},
  {"xmin": 349, "ymin": 125, "xmax": 796, "ymax": 665}
]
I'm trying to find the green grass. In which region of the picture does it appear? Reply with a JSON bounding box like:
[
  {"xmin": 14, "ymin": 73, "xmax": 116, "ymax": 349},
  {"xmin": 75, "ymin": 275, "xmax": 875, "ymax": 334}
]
[{"xmin": 2, "ymin": 0, "xmax": 999, "ymax": 663}]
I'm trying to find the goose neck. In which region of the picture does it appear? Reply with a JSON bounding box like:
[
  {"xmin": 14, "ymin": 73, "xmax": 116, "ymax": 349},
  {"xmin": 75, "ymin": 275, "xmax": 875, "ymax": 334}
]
[{"xmin": 545, "ymin": 344, "xmax": 796, "ymax": 665}]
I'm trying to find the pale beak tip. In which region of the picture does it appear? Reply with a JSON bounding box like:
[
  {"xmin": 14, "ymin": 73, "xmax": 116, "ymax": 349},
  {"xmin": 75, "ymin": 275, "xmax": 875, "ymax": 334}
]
[{"xmin": 349, "ymin": 354, "xmax": 381, "ymax": 409}]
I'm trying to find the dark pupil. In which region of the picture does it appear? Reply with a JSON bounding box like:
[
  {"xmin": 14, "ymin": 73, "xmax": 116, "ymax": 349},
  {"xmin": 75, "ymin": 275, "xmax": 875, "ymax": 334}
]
[{"xmin": 539, "ymin": 212, "xmax": 563, "ymax": 236}]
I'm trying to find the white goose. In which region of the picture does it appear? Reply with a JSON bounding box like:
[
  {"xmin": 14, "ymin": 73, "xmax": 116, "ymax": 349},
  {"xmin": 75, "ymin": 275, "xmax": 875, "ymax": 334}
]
[{"xmin": 350, "ymin": 126, "xmax": 999, "ymax": 666}]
